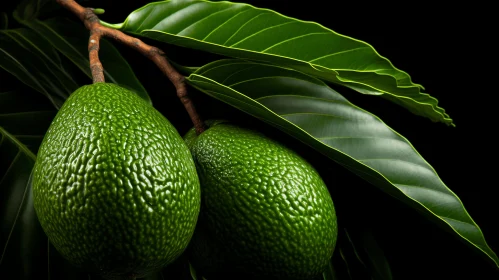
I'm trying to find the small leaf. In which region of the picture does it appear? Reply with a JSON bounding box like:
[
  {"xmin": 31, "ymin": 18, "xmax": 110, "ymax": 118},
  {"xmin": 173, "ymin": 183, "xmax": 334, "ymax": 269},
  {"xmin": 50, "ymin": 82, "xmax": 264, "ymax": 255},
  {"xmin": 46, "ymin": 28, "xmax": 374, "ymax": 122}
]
[
  {"xmin": 21, "ymin": 17, "xmax": 151, "ymax": 104},
  {"xmin": 186, "ymin": 59, "xmax": 498, "ymax": 268},
  {"xmin": 108, "ymin": 0, "xmax": 452, "ymax": 125}
]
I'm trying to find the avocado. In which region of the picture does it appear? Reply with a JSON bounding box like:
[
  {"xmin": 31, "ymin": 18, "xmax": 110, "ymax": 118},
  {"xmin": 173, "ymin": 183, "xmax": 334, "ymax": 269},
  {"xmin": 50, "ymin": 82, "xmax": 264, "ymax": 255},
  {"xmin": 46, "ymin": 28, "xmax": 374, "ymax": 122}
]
[
  {"xmin": 32, "ymin": 83, "xmax": 201, "ymax": 279},
  {"xmin": 185, "ymin": 121, "xmax": 337, "ymax": 280}
]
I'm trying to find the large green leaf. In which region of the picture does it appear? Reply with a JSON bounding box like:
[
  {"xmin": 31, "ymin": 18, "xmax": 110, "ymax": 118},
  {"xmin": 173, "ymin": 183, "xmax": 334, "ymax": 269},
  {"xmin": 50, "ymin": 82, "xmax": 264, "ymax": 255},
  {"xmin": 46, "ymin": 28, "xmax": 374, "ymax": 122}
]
[
  {"xmin": 185, "ymin": 59, "xmax": 498, "ymax": 267},
  {"xmin": 21, "ymin": 17, "xmax": 151, "ymax": 104},
  {"xmin": 104, "ymin": 0, "xmax": 452, "ymax": 126}
]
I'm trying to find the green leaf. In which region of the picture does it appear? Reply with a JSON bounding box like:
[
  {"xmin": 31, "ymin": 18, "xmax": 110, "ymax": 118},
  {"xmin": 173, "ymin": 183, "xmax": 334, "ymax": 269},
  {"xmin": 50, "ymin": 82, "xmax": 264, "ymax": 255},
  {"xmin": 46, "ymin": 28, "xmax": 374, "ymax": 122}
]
[
  {"xmin": 21, "ymin": 17, "xmax": 151, "ymax": 104},
  {"xmin": 0, "ymin": 27, "xmax": 75, "ymax": 108},
  {"xmin": 0, "ymin": 127, "xmax": 46, "ymax": 279},
  {"xmin": 1, "ymin": 28, "xmax": 78, "ymax": 94},
  {"xmin": 106, "ymin": 0, "xmax": 452, "ymax": 126},
  {"xmin": 186, "ymin": 59, "xmax": 498, "ymax": 267},
  {"xmin": 0, "ymin": 89, "xmax": 56, "ymax": 153}
]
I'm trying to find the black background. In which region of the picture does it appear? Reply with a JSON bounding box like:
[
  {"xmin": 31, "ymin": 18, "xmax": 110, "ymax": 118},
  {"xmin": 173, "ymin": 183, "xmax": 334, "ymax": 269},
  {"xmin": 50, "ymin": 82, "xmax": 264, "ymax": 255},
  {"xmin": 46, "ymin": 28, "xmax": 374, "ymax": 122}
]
[{"xmin": 3, "ymin": 0, "xmax": 498, "ymax": 279}]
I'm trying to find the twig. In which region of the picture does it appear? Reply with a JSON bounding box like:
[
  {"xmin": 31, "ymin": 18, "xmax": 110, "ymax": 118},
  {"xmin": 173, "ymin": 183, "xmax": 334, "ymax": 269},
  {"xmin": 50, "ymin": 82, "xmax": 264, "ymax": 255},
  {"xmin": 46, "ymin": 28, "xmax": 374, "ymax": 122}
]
[
  {"xmin": 88, "ymin": 29, "xmax": 104, "ymax": 83},
  {"xmin": 56, "ymin": 0, "xmax": 205, "ymax": 135}
]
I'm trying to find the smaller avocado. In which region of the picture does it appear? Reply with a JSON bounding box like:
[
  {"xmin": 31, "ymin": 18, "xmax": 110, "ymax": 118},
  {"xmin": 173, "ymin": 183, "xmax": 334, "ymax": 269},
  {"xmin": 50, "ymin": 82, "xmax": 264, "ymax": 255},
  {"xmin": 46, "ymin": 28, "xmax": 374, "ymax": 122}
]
[{"xmin": 185, "ymin": 121, "xmax": 338, "ymax": 280}]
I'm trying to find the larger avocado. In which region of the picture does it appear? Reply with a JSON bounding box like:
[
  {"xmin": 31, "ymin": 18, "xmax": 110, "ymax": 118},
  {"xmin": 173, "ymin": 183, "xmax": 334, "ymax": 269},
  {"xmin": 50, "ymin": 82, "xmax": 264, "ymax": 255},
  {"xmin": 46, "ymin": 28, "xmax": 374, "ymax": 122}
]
[
  {"xmin": 32, "ymin": 83, "xmax": 201, "ymax": 280},
  {"xmin": 185, "ymin": 121, "xmax": 338, "ymax": 280}
]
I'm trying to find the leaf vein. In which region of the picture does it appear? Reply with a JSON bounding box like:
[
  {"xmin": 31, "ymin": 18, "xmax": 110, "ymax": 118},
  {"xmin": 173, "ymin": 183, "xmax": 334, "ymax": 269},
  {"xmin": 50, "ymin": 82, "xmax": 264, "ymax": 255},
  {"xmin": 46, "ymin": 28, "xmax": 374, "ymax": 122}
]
[
  {"xmin": 202, "ymin": 8, "xmax": 250, "ymax": 41},
  {"xmin": 225, "ymin": 13, "xmax": 267, "ymax": 46},
  {"xmin": 261, "ymin": 32, "xmax": 329, "ymax": 53},
  {"xmin": 308, "ymin": 47, "xmax": 370, "ymax": 63},
  {"xmin": 230, "ymin": 21, "xmax": 294, "ymax": 47},
  {"xmin": 177, "ymin": 6, "xmax": 233, "ymax": 36}
]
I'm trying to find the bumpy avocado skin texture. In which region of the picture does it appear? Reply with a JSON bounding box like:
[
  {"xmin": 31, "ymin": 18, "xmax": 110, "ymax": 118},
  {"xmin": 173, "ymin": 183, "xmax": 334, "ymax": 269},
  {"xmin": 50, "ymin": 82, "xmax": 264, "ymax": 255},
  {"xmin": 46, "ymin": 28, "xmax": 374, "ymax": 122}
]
[
  {"xmin": 185, "ymin": 122, "xmax": 338, "ymax": 280},
  {"xmin": 33, "ymin": 83, "xmax": 201, "ymax": 279}
]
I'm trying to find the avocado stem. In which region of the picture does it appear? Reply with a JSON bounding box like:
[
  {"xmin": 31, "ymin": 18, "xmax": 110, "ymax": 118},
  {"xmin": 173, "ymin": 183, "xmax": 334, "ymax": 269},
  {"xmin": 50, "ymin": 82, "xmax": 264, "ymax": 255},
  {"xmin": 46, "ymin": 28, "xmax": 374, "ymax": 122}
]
[
  {"xmin": 88, "ymin": 28, "xmax": 105, "ymax": 84},
  {"xmin": 55, "ymin": 0, "xmax": 206, "ymax": 135}
]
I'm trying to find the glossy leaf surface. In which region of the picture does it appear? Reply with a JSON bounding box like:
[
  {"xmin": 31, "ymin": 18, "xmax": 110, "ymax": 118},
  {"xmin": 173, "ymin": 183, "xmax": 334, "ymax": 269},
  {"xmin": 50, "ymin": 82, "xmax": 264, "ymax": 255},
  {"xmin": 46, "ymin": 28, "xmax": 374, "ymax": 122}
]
[
  {"xmin": 108, "ymin": 0, "xmax": 452, "ymax": 125},
  {"xmin": 186, "ymin": 59, "xmax": 497, "ymax": 267}
]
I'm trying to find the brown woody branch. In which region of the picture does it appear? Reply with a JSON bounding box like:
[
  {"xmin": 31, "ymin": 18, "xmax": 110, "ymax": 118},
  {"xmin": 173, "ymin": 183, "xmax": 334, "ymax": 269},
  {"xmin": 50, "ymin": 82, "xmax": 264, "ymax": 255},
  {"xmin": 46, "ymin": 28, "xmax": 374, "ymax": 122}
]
[{"xmin": 56, "ymin": 0, "xmax": 205, "ymax": 135}]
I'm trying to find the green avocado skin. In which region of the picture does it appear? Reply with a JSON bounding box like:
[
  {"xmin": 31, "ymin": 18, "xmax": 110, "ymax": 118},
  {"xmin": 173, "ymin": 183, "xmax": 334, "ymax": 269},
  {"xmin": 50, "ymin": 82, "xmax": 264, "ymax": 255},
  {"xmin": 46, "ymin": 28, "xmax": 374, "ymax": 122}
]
[
  {"xmin": 185, "ymin": 122, "xmax": 338, "ymax": 280},
  {"xmin": 33, "ymin": 83, "xmax": 201, "ymax": 279}
]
